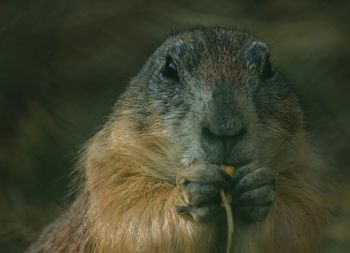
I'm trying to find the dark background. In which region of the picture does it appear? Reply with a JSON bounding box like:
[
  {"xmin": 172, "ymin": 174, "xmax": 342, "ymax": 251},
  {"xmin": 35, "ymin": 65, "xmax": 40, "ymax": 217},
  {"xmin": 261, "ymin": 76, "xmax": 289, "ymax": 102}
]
[{"xmin": 0, "ymin": 0, "xmax": 349, "ymax": 252}]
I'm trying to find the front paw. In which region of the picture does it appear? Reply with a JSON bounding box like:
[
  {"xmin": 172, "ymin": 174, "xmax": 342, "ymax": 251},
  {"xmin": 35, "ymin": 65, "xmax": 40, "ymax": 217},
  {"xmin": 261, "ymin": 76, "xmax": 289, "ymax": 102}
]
[
  {"xmin": 233, "ymin": 162, "xmax": 277, "ymax": 222},
  {"xmin": 175, "ymin": 162, "xmax": 231, "ymax": 222}
]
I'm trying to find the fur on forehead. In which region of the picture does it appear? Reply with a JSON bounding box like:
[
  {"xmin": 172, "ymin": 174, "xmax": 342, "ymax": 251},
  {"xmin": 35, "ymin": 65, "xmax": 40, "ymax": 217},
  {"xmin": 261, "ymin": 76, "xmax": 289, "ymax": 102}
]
[{"xmin": 168, "ymin": 27, "xmax": 256, "ymax": 55}]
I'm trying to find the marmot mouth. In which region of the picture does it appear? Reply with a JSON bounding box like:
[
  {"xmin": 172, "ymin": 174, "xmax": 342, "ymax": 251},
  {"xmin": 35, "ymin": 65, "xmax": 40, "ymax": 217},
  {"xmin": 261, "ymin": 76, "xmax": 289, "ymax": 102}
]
[
  {"xmin": 202, "ymin": 127, "xmax": 246, "ymax": 144},
  {"xmin": 211, "ymin": 159, "xmax": 251, "ymax": 170}
]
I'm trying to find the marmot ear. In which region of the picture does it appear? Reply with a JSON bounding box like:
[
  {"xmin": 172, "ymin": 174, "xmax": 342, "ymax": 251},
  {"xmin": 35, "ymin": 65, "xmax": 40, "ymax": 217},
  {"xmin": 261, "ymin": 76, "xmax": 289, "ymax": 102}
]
[{"xmin": 245, "ymin": 41, "xmax": 274, "ymax": 80}]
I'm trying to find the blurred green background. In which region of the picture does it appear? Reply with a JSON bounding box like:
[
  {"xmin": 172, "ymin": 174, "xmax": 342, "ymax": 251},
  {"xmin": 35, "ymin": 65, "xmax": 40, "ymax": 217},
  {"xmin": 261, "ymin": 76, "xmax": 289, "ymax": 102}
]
[{"xmin": 0, "ymin": 0, "xmax": 349, "ymax": 252}]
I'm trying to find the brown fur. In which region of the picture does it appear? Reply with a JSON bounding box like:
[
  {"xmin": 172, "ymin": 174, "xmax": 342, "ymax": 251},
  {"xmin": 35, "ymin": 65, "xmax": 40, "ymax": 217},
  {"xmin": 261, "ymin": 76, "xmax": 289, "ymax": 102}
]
[{"xmin": 27, "ymin": 27, "xmax": 328, "ymax": 253}]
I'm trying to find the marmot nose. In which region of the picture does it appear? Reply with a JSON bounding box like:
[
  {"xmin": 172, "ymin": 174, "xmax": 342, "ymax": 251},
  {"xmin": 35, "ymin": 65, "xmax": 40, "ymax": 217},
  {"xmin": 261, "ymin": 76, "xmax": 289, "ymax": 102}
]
[
  {"xmin": 201, "ymin": 123, "xmax": 246, "ymax": 145},
  {"xmin": 202, "ymin": 88, "xmax": 246, "ymax": 145},
  {"xmin": 201, "ymin": 112, "xmax": 246, "ymax": 147}
]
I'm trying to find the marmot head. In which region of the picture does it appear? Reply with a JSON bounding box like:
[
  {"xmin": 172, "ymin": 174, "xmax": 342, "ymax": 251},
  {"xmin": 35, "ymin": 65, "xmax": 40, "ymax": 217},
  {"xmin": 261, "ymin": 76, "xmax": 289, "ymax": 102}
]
[{"xmin": 111, "ymin": 27, "xmax": 304, "ymax": 169}]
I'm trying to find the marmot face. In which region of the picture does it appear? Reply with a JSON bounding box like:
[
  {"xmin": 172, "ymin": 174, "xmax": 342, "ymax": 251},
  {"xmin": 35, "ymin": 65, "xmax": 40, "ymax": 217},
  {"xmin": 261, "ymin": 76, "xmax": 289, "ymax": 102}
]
[{"xmin": 121, "ymin": 27, "xmax": 304, "ymax": 168}]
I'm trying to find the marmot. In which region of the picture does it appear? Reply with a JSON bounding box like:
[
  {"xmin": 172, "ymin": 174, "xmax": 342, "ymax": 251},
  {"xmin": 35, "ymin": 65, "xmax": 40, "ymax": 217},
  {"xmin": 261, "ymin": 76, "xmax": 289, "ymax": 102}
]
[{"xmin": 27, "ymin": 27, "xmax": 328, "ymax": 253}]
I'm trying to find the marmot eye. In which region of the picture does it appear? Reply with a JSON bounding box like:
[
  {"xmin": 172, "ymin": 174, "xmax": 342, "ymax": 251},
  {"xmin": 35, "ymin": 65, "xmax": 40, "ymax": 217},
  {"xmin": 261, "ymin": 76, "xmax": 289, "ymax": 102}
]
[{"xmin": 162, "ymin": 56, "xmax": 179, "ymax": 81}]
